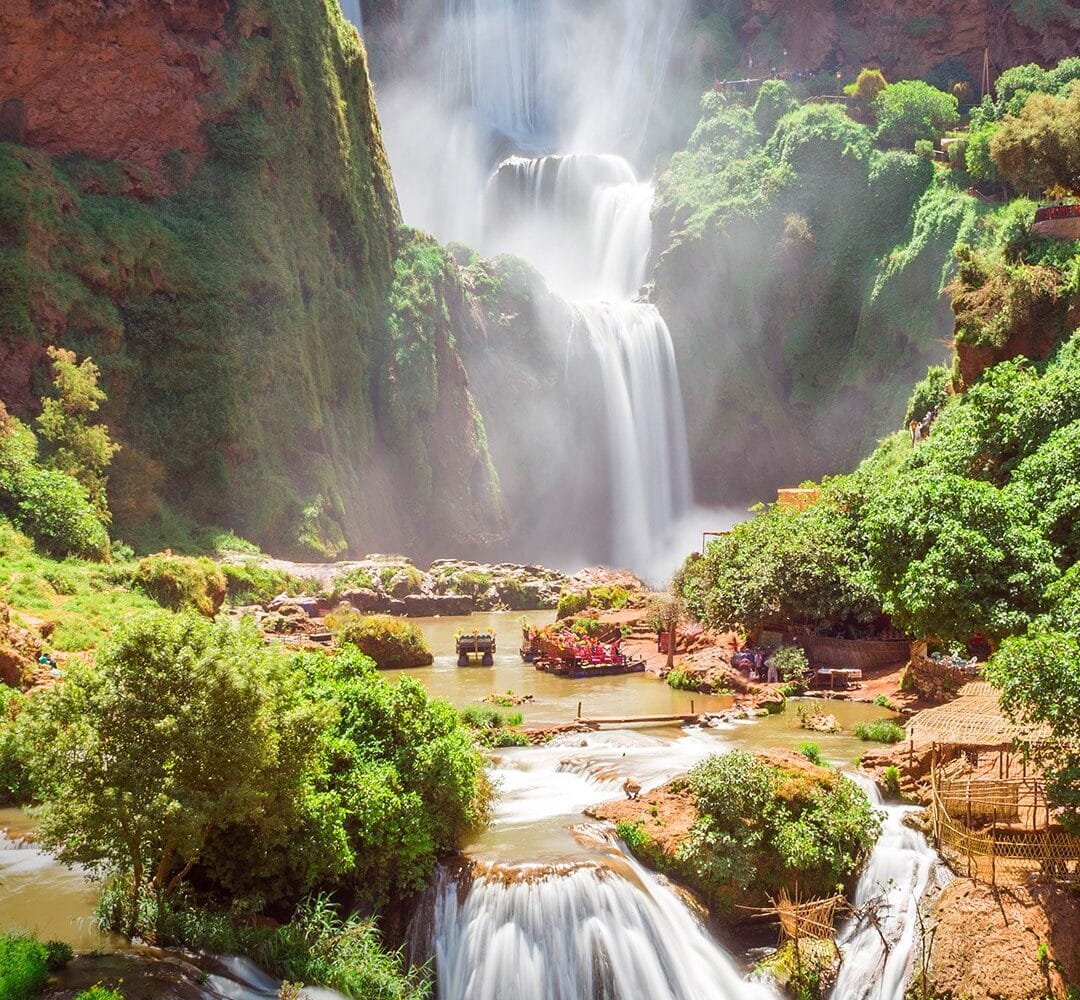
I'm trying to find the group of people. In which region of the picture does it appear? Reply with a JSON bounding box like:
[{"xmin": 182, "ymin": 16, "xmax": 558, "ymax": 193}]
[{"xmin": 733, "ymin": 647, "xmax": 782, "ymax": 683}]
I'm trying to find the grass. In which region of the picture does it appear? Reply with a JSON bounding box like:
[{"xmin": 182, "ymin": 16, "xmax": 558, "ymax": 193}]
[
  {"xmin": 459, "ymin": 705, "xmax": 529, "ymax": 748},
  {"xmin": 853, "ymin": 719, "xmax": 906, "ymax": 744},
  {"xmin": 0, "ymin": 934, "xmax": 49, "ymax": 1000},
  {"xmin": 798, "ymin": 741, "xmax": 825, "ymax": 766},
  {"xmin": 0, "ymin": 519, "xmax": 157, "ymax": 652}
]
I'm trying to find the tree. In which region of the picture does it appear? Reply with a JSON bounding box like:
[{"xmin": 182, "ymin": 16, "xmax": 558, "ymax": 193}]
[
  {"xmin": 198, "ymin": 646, "xmax": 489, "ymax": 910},
  {"xmin": 986, "ymin": 630, "xmax": 1080, "ymax": 833},
  {"xmin": 861, "ymin": 468, "xmax": 1057, "ymax": 643},
  {"xmin": 646, "ymin": 590, "xmax": 688, "ymax": 670},
  {"xmin": 21, "ymin": 612, "xmax": 318, "ymax": 928},
  {"xmin": 678, "ymin": 500, "xmax": 879, "ymax": 634},
  {"xmin": 872, "ymin": 80, "xmax": 959, "ymax": 150},
  {"xmin": 990, "ymin": 88, "xmax": 1080, "ymax": 196},
  {"xmin": 35, "ymin": 347, "xmax": 119, "ymax": 522},
  {"xmin": 752, "ymin": 79, "xmax": 797, "ymax": 138}
]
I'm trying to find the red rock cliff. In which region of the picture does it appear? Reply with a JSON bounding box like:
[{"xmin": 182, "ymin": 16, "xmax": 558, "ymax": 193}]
[
  {"xmin": 739, "ymin": 0, "xmax": 1078, "ymax": 82},
  {"xmin": 0, "ymin": 0, "xmax": 228, "ymax": 182}
]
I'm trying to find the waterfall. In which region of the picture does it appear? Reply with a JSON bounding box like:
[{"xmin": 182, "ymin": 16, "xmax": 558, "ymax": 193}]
[
  {"xmin": 441, "ymin": 0, "xmax": 554, "ymax": 146},
  {"xmin": 829, "ymin": 777, "xmax": 944, "ymax": 1000},
  {"xmin": 418, "ymin": 858, "xmax": 777, "ymax": 1000},
  {"xmin": 568, "ymin": 303, "xmax": 692, "ymax": 570}
]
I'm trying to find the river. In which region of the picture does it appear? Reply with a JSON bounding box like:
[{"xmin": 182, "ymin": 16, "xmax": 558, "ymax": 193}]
[{"xmin": 1, "ymin": 613, "xmax": 936, "ymax": 998}]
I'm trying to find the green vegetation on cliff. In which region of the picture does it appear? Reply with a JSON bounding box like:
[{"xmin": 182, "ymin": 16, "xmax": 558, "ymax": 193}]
[
  {"xmin": 653, "ymin": 58, "xmax": 1078, "ymax": 504},
  {"xmin": 0, "ymin": 0, "xmax": 503, "ymax": 561}
]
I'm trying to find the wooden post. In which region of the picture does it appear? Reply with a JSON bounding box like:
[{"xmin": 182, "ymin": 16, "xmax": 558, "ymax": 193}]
[
  {"xmin": 990, "ymin": 819, "xmax": 996, "ymax": 886},
  {"xmin": 577, "ymin": 701, "xmax": 582, "ymax": 720},
  {"xmin": 967, "ymin": 784, "xmax": 973, "ymax": 878},
  {"xmin": 690, "ymin": 699, "xmax": 695, "ymax": 715}
]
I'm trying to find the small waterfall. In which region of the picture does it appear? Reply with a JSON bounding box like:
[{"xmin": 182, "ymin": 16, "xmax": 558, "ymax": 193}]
[
  {"xmin": 830, "ymin": 776, "xmax": 943, "ymax": 1000},
  {"xmin": 417, "ymin": 857, "xmax": 777, "ymax": 1000},
  {"xmin": 485, "ymin": 153, "xmax": 651, "ymax": 299}
]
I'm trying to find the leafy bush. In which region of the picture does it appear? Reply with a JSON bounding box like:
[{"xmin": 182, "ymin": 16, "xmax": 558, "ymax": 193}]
[
  {"xmin": 798, "ymin": 742, "xmax": 824, "ymax": 766},
  {"xmin": 991, "ymin": 86, "xmax": 1080, "ymax": 196},
  {"xmin": 904, "ymin": 365, "xmax": 952, "ymax": 425},
  {"xmin": 222, "ymin": 560, "xmax": 315, "ymax": 605},
  {"xmin": 0, "ymin": 420, "xmax": 109, "ymax": 560},
  {"xmin": 96, "ymin": 891, "xmax": 428, "ymax": 1000},
  {"xmin": 853, "ymin": 720, "xmax": 905, "ymax": 743},
  {"xmin": 873, "ymin": 80, "xmax": 959, "ymax": 149},
  {"xmin": 0, "ymin": 685, "xmax": 32, "ymax": 806},
  {"xmin": 74, "ymin": 989, "xmax": 124, "ymax": 1000},
  {"xmin": 772, "ymin": 646, "xmax": 810, "ymax": 689},
  {"xmin": 556, "ymin": 586, "xmax": 632, "ymax": 619},
  {"xmin": 666, "ymin": 668, "xmax": 698, "ymax": 692},
  {"xmin": 0, "ymin": 933, "xmax": 49, "ymax": 1000},
  {"xmin": 882, "ymin": 765, "xmax": 902, "ymax": 797},
  {"xmin": 324, "ymin": 610, "xmax": 433, "ymax": 669},
  {"xmin": 872, "ymin": 694, "xmax": 897, "ymax": 711},
  {"xmin": 752, "ymin": 79, "xmax": 798, "ymax": 138},
  {"xmin": 659, "ymin": 751, "xmax": 881, "ymax": 915},
  {"xmin": 135, "ymin": 553, "xmax": 227, "ymax": 616}
]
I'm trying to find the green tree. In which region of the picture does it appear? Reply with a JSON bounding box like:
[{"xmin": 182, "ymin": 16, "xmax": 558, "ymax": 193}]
[
  {"xmin": 35, "ymin": 347, "xmax": 119, "ymax": 522},
  {"xmin": 872, "ymin": 80, "xmax": 959, "ymax": 149},
  {"xmin": 986, "ymin": 629, "xmax": 1080, "ymax": 832},
  {"xmin": 21, "ymin": 612, "xmax": 321, "ymax": 927},
  {"xmin": 678, "ymin": 500, "xmax": 879, "ymax": 633},
  {"xmin": 965, "ymin": 124, "xmax": 1002, "ymax": 184},
  {"xmin": 751, "ymin": 79, "xmax": 798, "ymax": 138},
  {"xmin": 199, "ymin": 646, "xmax": 488, "ymax": 910},
  {"xmin": 862, "ymin": 468, "xmax": 1057, "ymax": 642},
  {"xmin": 645, "ymin": 590, "xmax": 689, "ymax": 670},
  {"xmin": 990, "ymin": 88, "xmax": 1080, "ymax": 196}
]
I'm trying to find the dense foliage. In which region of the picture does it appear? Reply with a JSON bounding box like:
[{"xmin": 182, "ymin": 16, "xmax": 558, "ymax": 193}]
[
  {"xmin": 0, "ymin": 934, "xmax": 49, "ymax": 1000},
  {"xmin": 18, "ymin": 612, "xmax": 486, "ymax": 926},
  {"xmin": 134, "ymin": 553, "xmax": 227, "ymax": 616},
  {"xmin": 621, "ymin": 752, "xmax": 880, "ymax": 917},
  {"xmin": 324, "ymin": 608, "xmax": 434, "ymax": 669}
]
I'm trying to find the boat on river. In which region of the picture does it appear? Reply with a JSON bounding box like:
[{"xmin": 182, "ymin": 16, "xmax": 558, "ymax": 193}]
[{"xmin": 456, "ymin": 628, "xmax": 496, "ymax": 666}]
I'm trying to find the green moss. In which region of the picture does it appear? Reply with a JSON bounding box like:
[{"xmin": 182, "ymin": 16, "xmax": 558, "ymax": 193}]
[
  {"xmin": 135, "ymin": 554, "xmax": 227, "ymax": 616},
  {"xmin": 324, "ymin": 609, "xmax": 433, "ymax": 669}
]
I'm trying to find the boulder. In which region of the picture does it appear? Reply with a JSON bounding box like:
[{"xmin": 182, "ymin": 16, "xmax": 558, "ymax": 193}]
[{"xmin": 341, "ymin": 588, "xmax": 388, "ymax": 613}]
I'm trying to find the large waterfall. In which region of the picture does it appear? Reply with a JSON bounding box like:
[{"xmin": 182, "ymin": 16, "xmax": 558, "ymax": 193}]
[
  {"xmin": 357, "ymin": 0, "xmax": 694, "ymax": 574},
  {"xmin": 419, "ymin": 858, "xmax": 776, "ymax": 1000}
]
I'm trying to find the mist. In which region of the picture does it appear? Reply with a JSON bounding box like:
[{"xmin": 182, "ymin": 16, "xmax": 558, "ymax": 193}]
[{"xmin": 354, "ymin": 0, "xmax": 698, "ymax": 577}]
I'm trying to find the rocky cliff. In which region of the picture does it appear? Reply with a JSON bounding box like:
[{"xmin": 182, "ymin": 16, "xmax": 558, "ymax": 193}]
[{"xmin": 0, "ymin": 0, "xmax": 507, "ymax": 559}]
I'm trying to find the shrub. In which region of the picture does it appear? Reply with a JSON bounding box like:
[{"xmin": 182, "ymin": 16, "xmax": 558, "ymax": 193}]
[
  {"xmin": 904, "ymin": 365, "xmax": 952, "ymax": 426},
  {"xmin": 74, "ymin": 989, "xmax": 124, "ymax": 1000},
  {"xmin": 666, "ymin": 667, "xmax": 698, "ymax": 692},
  {"xmin": 135, "ymin": 554, "xmax": 226, "ymax": 616},
  {"xmin": 324, "ymin": 610, "xmax": 433, "ymax": 669},
  {"xmin": 752, "ymin": 79, "xmax": 798, "ymax": 138},
  {"xmin": 221, "ymin": 560, "xmax": 314, "ymax": 605},
  {"xmin": 0, "ymin": 933, "xmax": 49, "ymax": 1000},
  {"xmin": 0, "ymin": 419, "xmax": 109, "ymax": 560},
  {"xmin": 853, "ymin": 719, "xmax": 905, "ymax": 743},
  {"xmin": 798, "ymin": 742, "xmax": 824, "ymax": 765},
  {"xmin": 914, "ymin": 138, "xmax": 935, "ymax": 160},
  {"xmin": 883, "ymin": 764, "xmax": 902, "ymax": 796},
  {"xmin": 772, "ymin": 646, "xmax": 810, "ymax": 689},
  {"xmin": 44, "ymin": 940, "xmax": 73, "ymax": 970},
  {"xmin": 96, "ymin": 892, "xmax": 428, "ymax": 1000},
  {"xmin": 845, "ymin": 68, "xmax": 888, "ymax": 106},
  {"xmin": 873, "ymin": 80, "xmax": 960, "ymax": 149},
  {"xmin": 872, "ymin": 694, "xmax": 898, "ymax": 711},
  {"xmin": 663, "ymin": 751, "xmax": 881, "ymax": 915}
]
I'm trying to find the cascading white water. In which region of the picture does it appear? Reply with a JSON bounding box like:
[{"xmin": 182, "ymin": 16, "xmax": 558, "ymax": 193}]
[
  {"xmin": 568, "ymin": 303, "xmax": 693, "ymax": 570},
  {"xmin": 830, "ymin": 776, "xmax": 944, "ymax": 1000},
  {"xmin": 424, "ymin": 856, "xmax": 776, "ymax": 1000}
]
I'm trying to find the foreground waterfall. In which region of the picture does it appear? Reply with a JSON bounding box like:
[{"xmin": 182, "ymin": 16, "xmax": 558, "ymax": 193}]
[
  {"xmin": 417, "ymin": 858, "xmax": 776, "ymax": 1000},
  {"xmin": 830, "ymin": 777, "xmax": 943, "ymax": 1000}
]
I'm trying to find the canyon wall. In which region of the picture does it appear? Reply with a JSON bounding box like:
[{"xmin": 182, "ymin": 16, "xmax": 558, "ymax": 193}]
[{"xmin": 0, "ymin": 0, "xmax": 506, "ymax": 559}]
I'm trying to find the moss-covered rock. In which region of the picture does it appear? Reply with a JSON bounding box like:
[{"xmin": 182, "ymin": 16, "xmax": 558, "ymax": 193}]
[
  {"xmin": 135, "ymin": 554, "xmax": 227, "ymax": 617},
  {"xmin": 324, "ymin": 607, "xmax": 433, "ymax": 669},
  {"xmin": 752, "ymin": 938, "xmax": 840, "ymax": 1000}
]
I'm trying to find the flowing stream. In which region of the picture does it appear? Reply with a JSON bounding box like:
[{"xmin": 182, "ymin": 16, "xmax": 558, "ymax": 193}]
[{"xmin": 829, "ymin": 776, "xmax": 944, "ymax": 1000}]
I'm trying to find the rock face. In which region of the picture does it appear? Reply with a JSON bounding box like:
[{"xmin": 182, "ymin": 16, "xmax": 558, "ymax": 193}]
[
  {"xmin": 923, "ymin": 879, "xmax": 1080, "ymax": 1000},
  {"xmin": 0, "ymin": 602, "xmax": 40, "ymax": 688},
  {"xmin": 717, "ymin": 0, "xmax": 1079, "ymax": 84},
  {"xmin": 0, "ymin": 0, "xmax": 228, "ymax": 184},
  {"xmin": 0, "ymin": 1, "xmax": 511, "ymax": 561}
]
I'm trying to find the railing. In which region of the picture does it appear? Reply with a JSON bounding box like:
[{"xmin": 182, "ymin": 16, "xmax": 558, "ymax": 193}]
[
  {"xmin": 1034, "ymin": 203, "xmax": 1080, "ymax": 224},
  {"xmin": 930, "ymin": 765, "xmax": 1080, "ymax": 886}
]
